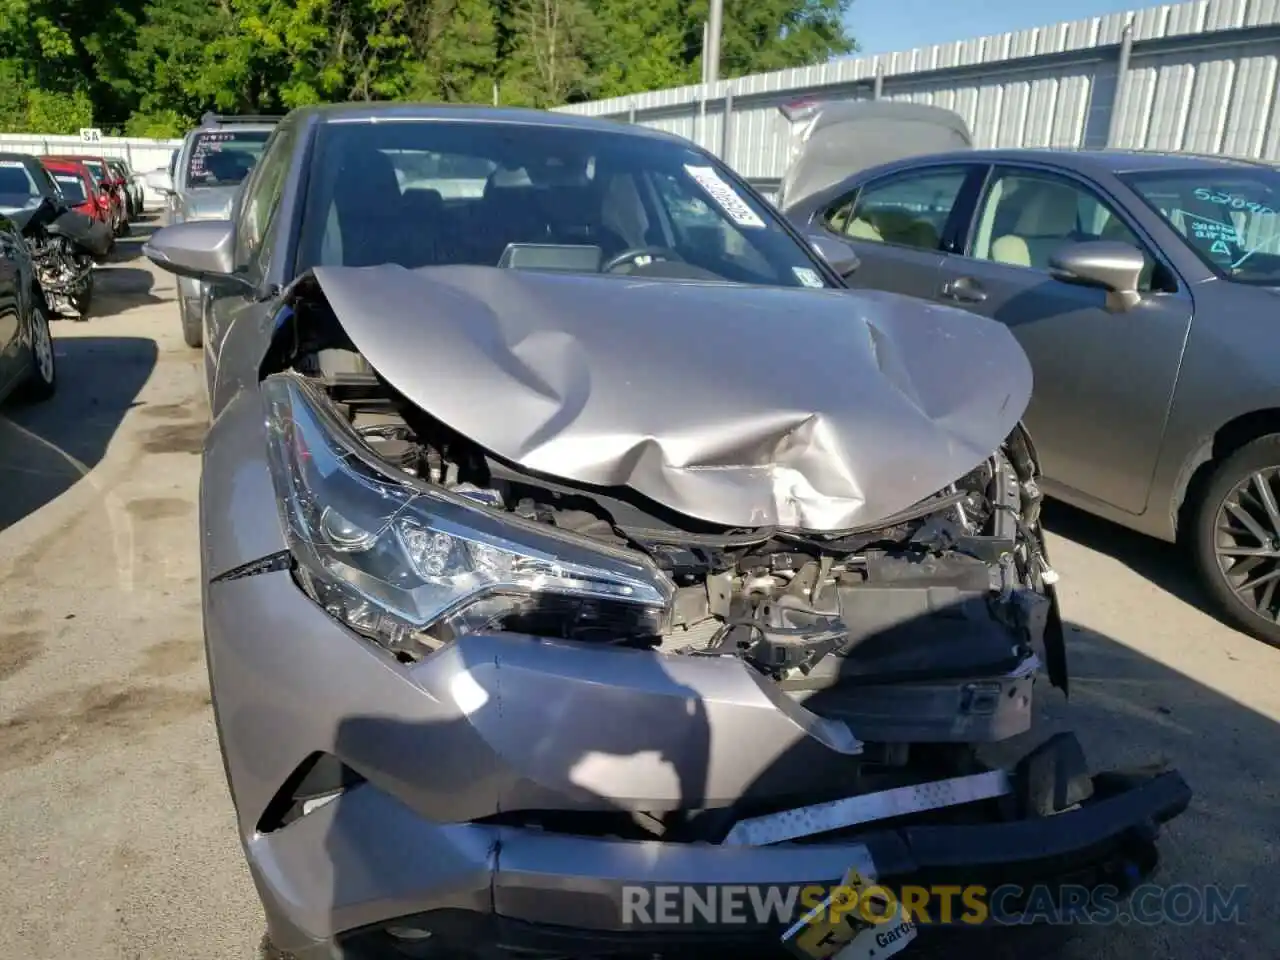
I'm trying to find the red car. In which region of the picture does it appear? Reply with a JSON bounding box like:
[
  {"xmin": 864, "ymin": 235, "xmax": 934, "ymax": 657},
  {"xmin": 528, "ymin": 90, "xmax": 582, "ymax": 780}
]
[
  {"xmin": 40, "ymin": 158, "xmax": 112, "ymax": 226},
  {"xmin": 43, "ymin": 154, "xmax": 127, "ymax": 235}
]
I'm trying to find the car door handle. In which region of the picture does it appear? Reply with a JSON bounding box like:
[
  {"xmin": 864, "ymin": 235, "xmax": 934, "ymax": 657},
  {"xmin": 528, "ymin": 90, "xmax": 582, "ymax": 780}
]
[{"xmin": 939, "ymin": 278, "xmax": 987, "ymax": 303}]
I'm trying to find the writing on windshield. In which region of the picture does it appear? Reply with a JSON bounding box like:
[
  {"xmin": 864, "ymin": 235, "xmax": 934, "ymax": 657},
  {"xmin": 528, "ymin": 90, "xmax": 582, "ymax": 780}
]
[
  {"xmin": 186, "ymin": 131, "xmax": 269, "ymax": 187},
  {"xmin": 1123, "ymin": 170, "xmax": 1280, "ymax": 283}
]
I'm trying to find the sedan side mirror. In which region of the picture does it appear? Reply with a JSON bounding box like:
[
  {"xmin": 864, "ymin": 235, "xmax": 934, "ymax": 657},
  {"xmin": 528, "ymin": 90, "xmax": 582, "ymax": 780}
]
[
  {"xmin": 806, "ymin": 233, "xmax": 861, "ymax": 278},
  {"xmin": 145, "ymin": 169, "xmax": 174, "ymax": 195},
  {"xmin": 144, "ymin": 219, "xmax": 246, "ymax": 288},
  {"xmin": 1049, "ymin": 241, "xmax": 1145, "ymax": 312}
]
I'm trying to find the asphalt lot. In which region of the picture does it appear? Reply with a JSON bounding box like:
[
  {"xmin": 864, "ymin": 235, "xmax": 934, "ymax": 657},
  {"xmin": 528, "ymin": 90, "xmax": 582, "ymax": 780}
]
[{"xmin": 0, "ymin": 215, "xmax": 1277, "ymax": 960}]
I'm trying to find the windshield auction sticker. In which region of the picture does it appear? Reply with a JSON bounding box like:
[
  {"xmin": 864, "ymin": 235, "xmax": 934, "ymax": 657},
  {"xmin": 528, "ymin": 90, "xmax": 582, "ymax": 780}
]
[
  {"xmin": 793, "ymin": 267, "xmax": 825, "ymax": 287},
  {"xmin": 684, "ymin": 164, "xmax": 766, "ymax": 228}
]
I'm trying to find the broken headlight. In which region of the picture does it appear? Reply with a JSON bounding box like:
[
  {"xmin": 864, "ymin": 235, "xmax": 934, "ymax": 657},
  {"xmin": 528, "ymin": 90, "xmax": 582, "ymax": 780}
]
[{"xmin": 261, "ymin": 375, "xmax": 675, "ymax": 661}]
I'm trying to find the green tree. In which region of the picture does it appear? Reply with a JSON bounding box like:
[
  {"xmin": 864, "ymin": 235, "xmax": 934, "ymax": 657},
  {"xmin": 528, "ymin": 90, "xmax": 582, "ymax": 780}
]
[{"xmin": 0, "ymin": 0, "xmax": 857, "ymax": 132}]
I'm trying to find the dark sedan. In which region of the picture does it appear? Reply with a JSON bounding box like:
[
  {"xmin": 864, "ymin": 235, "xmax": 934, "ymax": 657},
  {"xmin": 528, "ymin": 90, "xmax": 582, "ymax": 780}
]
[{"xmin": 785, "ymin": 147, "xmax": 1280, "ymax": 648}]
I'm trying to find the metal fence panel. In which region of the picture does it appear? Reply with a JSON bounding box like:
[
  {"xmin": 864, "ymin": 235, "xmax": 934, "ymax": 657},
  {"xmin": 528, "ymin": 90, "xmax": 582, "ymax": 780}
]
[{"xmin": 555, "ymin": 0, "xmax": 1280, "ymax": 177}]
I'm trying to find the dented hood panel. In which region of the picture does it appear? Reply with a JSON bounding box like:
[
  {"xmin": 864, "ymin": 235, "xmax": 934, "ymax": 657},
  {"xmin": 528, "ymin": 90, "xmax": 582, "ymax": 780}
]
[{"xmin": 308, "ymin": 264, "xmax": 1033, "ymax": 532}]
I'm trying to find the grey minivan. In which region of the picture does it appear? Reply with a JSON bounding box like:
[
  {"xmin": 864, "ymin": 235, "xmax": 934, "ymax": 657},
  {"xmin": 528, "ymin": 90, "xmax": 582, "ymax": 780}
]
[{"xmin": 151, "ymin": 113, "xmax": 279, "ymax": 348}]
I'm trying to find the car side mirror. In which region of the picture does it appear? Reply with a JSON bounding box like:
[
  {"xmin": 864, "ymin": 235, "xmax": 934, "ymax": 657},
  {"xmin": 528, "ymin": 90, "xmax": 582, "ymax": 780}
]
[
  {"xmin": 145, "ymin": 169, "xmax": 174, "ymax": 195},
  {"xmin": 806, "ymin": 233, "xmax": 860, "ymax": 277},
  {"xmin": 1049, "ymin": 240, "xmax": 1145, "ymax": 312},
  {"xmin": 144, "ymin": 220, "xmax": 247, "ymax": 288}
]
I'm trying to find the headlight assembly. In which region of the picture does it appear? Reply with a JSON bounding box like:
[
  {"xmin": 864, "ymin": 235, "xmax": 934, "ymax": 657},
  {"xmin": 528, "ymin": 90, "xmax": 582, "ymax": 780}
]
[{"xmin": 261, "ymin": 375, "xmax": 675, "ymax": 661}]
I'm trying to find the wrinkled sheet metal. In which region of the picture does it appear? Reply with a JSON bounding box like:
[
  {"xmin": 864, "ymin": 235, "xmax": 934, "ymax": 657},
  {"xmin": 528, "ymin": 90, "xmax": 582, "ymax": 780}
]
[
  {"xmin": 49, "ymin": 209, "xmax": 113, "ymax": 258},
  {"xmin": 308, "ymin": 264, "xmax": 1032, "ymax": 532},
  {"xmin": 12, "ymin": 203, "xmax": 113, "ymax": 258}
]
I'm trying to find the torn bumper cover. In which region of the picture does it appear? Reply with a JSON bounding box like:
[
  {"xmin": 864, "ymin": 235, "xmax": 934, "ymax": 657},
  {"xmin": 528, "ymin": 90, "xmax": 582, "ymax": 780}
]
[{"xmin": 210, "ymin": 574, "xmax": 1189, "ymax": 959}]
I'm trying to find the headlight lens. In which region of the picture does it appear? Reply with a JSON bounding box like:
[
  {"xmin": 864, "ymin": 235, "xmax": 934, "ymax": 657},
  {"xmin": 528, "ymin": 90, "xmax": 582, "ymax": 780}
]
[{"xmin": 261, "ymin": 375, "xmax": 675, "ymax": 661}]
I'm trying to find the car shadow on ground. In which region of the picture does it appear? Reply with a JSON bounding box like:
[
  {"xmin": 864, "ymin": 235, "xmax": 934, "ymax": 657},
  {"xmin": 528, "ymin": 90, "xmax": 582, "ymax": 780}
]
[
  {"xmin": 1041, "ymin": 501, "xmax": 1232, "ymax": 631},
  {"xmin": 111, "ymin": 218, "xmax": 161, "ymax": 260},
  {"xmin": 238, "ymin": 614, "xmax": 1278, "ymax": 959},
  {"xmin": 0, "ymin": 335, "xmax": 158, "ymax": 532},
  {"xmin": 85, "ymin": 262, "xmax": 165, "ymax": 313},
  {"xmin": 78, "ymin": 216, "xmax": 168, "ymax": 313}
]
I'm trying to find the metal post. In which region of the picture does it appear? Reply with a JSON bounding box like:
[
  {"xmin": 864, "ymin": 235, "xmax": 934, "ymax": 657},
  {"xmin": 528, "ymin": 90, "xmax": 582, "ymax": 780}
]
[
  {"xmin": 627, "ymin": 98, "xmax": 637, "ymax": 124},
  {"xmin": 873, "ymin": 66, "xmax": 884, "ymax": 100},
  {"xmin": 701, "ymin": 22, "xmax": 710, "ymax": 85},
  {"xmin": 720, "ymin": 89, "xmax": 734, "ymax": 161},
  {"xmin": 706, "ymin": 0, "xmax": 723, "ymax": 85},
  {"xmin": 1107, "ymin": 19, "xmax": 1134, "ymax": 148},
  {"xmin": 493, "ymin": 82, "xmax": 499, "ymax": 106}
]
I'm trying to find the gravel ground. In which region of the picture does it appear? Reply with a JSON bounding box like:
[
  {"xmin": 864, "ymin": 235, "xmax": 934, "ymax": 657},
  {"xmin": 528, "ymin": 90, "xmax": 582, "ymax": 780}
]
[{"xmin": 0, "ymin": 219, "xmax": 1276, "ymax": 959}]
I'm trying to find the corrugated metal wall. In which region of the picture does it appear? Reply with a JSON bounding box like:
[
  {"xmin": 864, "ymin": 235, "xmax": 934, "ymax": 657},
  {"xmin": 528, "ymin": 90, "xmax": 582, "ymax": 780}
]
[
  {"xmin": 0, "ymin": 133, "xmax": 181, "ymax": 173},
  {"xmin": 555, "ymin": 0, "xmax": 1280, "ymax": 181}
]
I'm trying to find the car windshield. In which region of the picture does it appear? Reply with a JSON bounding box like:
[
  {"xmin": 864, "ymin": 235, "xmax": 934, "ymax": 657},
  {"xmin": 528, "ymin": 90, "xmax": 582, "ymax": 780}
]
[
  {"xmin": 186, "ymin": 130, "xmax": 270, "ymax": 188},
  {"xmin": 53, "ymin": 174, "xmax": 87, "ymax": 203},
  {"xmin": 296, "ymin": 120, "xmax": 831, "ymax": 287},
  {"xmin": 1122, "ymin": 168, "xmax": 1280, "ymax": 284},
  {"xmin": 82, "ymin": 160, "xmax": 106, "ymax": 181},
  {"xmin": 0, "ymin": 160, "xmax": 41, "ymax": 210}
]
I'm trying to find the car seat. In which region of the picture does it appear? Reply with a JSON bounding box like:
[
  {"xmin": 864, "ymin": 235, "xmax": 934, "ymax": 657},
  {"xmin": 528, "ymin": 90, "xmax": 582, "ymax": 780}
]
[
  {"xmin": 990, "ymin": 180, "xmax": 1080, "ymax": 269},
  {"xmin": 845, "ymin": 215, "xmax": 884, "ymax": 242}
]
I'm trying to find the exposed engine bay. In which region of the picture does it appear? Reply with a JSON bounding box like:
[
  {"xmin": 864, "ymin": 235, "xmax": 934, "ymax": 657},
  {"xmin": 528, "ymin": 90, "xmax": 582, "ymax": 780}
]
[
  {"xmin": 31, "ymin": 234, "xmax": 94, "ymax": 317},
  {"xmin": 272, "ymin": 310, "xmax": 1067, "ymax": 723},
  {"xmin": 15, "ymin": 199, "xmax": 107, "ymax": 318}
]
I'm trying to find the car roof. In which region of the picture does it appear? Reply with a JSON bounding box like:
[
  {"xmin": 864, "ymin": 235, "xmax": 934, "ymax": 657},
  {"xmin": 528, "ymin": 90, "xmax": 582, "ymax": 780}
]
[
  {"xmin": 41, "ymin": 157, "xmax": 89, "ymax": 169},
  {"xmin": 186, "ymin": 114, "xmax": 281, "ymax": 138},
  {"xmin": 290, "ymin": 101, "xmax": 683, "ymax": 143},
  {"xmin": 902, "ymin": 146, "xmax": 1272, "ymax": 176}
]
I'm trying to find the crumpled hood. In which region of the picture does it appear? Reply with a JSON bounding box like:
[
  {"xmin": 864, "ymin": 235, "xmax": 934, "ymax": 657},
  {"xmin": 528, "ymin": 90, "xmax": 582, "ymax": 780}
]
[
  {"xmin": 180, "ymin": 186, "xmax": 236, "ymax": 222},
  {"xmin": 306, "ymin": 264, "xmax": 1033, "ymax": 532}
]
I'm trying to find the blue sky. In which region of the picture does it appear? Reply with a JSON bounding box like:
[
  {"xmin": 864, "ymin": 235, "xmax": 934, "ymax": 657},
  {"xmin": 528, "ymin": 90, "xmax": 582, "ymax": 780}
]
[{"xmin": 846, "ymin": 0, "xmax": 1149, "ymax": 54}]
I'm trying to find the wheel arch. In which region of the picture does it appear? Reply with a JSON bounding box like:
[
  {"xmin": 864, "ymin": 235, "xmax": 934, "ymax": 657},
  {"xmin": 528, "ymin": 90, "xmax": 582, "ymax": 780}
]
[{"xmin": 1172, "ymin": 408, "xmax": 1280, "ymax": 541}]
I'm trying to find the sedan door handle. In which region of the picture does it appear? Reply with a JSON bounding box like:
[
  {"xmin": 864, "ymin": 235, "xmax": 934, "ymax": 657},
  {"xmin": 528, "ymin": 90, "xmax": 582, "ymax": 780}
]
[{"xmin": 939, "ymin": 278, "xmax": 987, "ymax": 303}]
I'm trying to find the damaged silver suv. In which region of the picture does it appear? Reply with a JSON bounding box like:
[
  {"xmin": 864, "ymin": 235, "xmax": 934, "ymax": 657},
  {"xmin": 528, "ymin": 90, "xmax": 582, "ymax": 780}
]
[{"xmin": 143, "ymin": 103, "xmax": 1190, "ymax": 960}]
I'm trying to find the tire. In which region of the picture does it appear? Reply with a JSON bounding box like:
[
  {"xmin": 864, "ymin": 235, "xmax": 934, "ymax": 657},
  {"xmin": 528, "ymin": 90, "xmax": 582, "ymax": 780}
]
[
  {"xmin": 179, "ymin": 296, "xmax": 203, "ymax": 348},
  {"xmin": 1192, "ymin": 433, "xmax": 1280, "ymax": 648},
  {"xmin": 16, "ymin": 302, "xmax": 57, "ymax": 403}
]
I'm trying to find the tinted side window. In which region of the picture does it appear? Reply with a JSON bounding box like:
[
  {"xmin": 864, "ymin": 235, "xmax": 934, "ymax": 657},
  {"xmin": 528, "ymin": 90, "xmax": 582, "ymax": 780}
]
[
  {"xmin": 845, "ymin": 169, "xmax": 968, "ymax": 250},
  {"xmin": 235, "ymin": 128, "xmax": 294, "ymax": 272},
  {"xmin": 970, "ymin": 168, "xmax": 1158, "ymax": 290}
]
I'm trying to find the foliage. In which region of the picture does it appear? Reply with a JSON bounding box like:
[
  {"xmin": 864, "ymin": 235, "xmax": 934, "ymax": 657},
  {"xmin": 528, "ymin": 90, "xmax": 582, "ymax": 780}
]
[{"xmin": 0, "ymin": 0, "xmax": 856, "ymax": 135}]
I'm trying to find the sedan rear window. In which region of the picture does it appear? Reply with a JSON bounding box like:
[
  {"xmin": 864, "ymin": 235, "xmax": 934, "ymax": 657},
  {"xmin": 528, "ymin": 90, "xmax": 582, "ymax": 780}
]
[
  {"xmin": 54, "ymin": 174, "xmax": 87, "ymax": 203},
  {"xmin": 0, "ymin": 162, "xmax": 38, "ymax": 197},
  {"xmin": 185, "ymin": 130, "xmax": 271, "ymax": 188},
  {"xmin": 1122, "ymin": 168, "xmax": 1280, "ymax": 284}
]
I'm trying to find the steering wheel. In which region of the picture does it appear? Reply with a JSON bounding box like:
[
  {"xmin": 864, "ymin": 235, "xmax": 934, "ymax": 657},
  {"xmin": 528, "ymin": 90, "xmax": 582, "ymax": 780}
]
[{"xmin": 602, "ymin": 246, "xmax": 684, "ymax": 273}]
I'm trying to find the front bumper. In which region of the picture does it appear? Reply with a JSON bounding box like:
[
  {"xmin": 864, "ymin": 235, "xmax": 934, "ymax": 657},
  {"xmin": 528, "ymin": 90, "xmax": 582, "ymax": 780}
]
[
  {"xmin": 199, "ymin": 393, "xmax": 1190, "ymax": 958},
  {"xmin": 206, "ymin": 570, "xmax": 1189, "ymax": 959},
  {"xmin": 256, "ymin": 766, "xmax": 1187, "ymax": 959}
]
